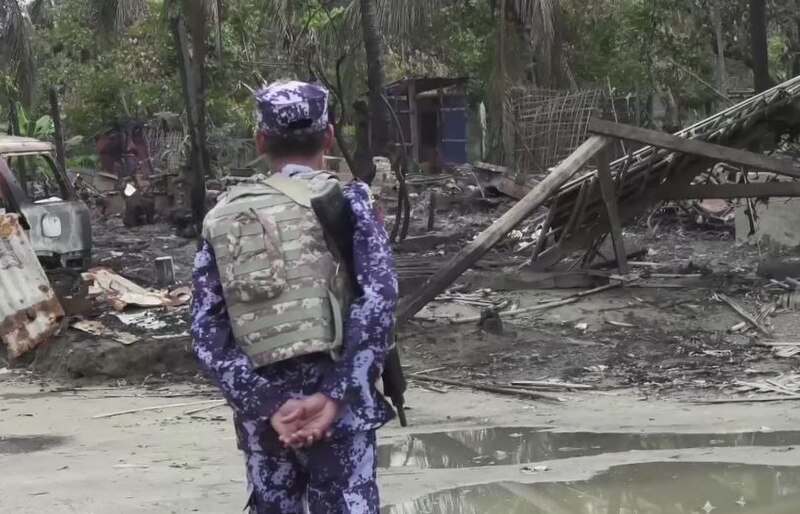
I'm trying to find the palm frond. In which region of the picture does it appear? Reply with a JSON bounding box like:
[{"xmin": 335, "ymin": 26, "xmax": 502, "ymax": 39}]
[
  {"xmin": 508, "ymin": 0, "xmax": 556, "ymax": 46},
  {"xmin": 0, "ymin": 0, "xmax": 36, "ymax": 105},
  {"xmin": 339, "ymin": 0, "xmax": 450, "ymax": 42},
  {"xmin": 256, "ymin": 0, "xmax": 293, "ymax": 38},
  {"xmin": 376, "ymin": 0, "xmax": 450, "ymax": 39}
]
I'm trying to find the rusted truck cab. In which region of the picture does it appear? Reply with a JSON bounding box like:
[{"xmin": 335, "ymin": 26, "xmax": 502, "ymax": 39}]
[{"xmin": 0, "ymin": 136, "xmax": 92, "ymax": 270}]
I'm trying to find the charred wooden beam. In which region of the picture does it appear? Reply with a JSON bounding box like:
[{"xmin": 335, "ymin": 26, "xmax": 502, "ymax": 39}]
[
  {"xmin": 596, "ymin": 147, "xmax": 629, "ymax": 274},
  {"xmin": 530, "ymin": 195, "xmax": 559, "ymax": 263}
]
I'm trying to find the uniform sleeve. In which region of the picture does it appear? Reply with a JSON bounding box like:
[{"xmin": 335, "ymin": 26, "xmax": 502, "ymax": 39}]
[
  {"xmin": 191, "ymin": 239, "xmax": 290, "ymax": 419},
  {"xmin": 318, "ymin": 181, "xmax": 399, "ymax": 403}
]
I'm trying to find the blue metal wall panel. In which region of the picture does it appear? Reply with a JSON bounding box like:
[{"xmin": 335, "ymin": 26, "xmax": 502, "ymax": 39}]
[{"xmin": 440, "ymin": 94, "xmax": 467, "ymax": 164}]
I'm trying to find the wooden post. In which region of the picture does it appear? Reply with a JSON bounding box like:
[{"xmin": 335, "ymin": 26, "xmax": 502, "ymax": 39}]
[
  {"xmin": 750, "ymin": 0, "xmax": 771, "ymax": 93},
  {"xmin": 396, "ymin": 135, "xmax": 609, "ymax": 325},
  {"xmin": 7, "ymin": 99, "xmax": 28, "ymax": 189},
  {"xmin": 560, "ymin": 181, "xmax": 588, "ymax": 240},
  {"xmin": 7, "ymin": 99, "xmax": 18, "ymax": 136},
  {"xmin": 408, "ymin": 81, "xmax": 419, "ymax": 163},
  {"xmin": 499, "ymin": 0, "xmax": 514, "ymax": 170},
  {"xmin": 155, "ymin": 256, "xmax": 176, "ymax": 287},
  {"xmin": 172, "ymin": 14, "xmax": 209, "ymax": 234},
  {"xmin": 530, "ymin": 195, "xmax": 559, "ymax": 264},
  {"xmin": 48, "ymin": 87, "xmax": 67, "ymax": 173},
  {"xmin": 596, "ymin": 146, "xmax": 629, "ymax": 274},
  {"xmin": 427, "ymin": 192, "xmax": 437, "ymax": 232}
]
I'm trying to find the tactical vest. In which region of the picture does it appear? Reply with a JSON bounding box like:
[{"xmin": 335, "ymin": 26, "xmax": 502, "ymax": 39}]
[{"xmin": 202, "ymin": 172, "xmax": 350, "ymax": 368}]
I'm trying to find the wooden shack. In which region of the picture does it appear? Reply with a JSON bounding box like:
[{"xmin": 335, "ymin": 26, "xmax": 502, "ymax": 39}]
[{"xmin": 385, "ymin": 77, "xmax": 469, "ymax": 167}]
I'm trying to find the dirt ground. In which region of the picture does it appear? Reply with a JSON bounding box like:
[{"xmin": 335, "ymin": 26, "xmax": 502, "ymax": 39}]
[{"xmin": 3, "ymin": 372, "xmax": 800, "ymax": 513}]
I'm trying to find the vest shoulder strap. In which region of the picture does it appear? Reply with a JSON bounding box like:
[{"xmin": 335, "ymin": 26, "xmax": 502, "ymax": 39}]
[
  {"xmin": 264, "ymin": 174, "xmax": 313, "ymax": 208},
  {"xmin": 224, "ymin": 183, "xmax": 274, "ymax": 203},
  {"xmin": 264, "ymin": 171, "xmax": 338, "ymax": 208}
]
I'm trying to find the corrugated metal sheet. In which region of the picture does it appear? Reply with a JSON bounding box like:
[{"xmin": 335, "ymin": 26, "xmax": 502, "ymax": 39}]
[{"xmin": 0, "ymin": 214, "xmax": 64, "ymax": 358}]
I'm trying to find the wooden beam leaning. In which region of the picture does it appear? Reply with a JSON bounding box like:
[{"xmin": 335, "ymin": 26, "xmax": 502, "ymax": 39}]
[
  {"xmin": 396, "ymin": 135, "xmax": 610, "ymax": 326},
  {"xmin": 530, "ymin": 195, "xmax": 559, "ymax": 264},
  {"xmin": 596, "ymin": 147, "xmax": 629, "ymax": 274},
  {"xmin": 588, "ymin": 118, "xmax": 800, "ymax": 179},
  {"xmin": 657, "ymin": 181, "xmax": 800, "ymax": 200}
]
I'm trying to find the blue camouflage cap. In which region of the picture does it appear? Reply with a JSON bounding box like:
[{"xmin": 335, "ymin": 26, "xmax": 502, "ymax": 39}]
[{"xmin": 254, "ymin": 80, "xmax": 329, "ymax": 137}]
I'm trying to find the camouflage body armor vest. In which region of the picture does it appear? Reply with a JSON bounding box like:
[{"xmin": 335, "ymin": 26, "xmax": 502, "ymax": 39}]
[{"xmin": 202, "ymin": 171, "xmax": 350, "ymax": 368}]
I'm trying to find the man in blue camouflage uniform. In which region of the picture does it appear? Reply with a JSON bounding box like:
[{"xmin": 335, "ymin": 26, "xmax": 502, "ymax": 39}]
[{"xmin": 191, "ymin": 80, "xmax": 398, "ymax": 513}]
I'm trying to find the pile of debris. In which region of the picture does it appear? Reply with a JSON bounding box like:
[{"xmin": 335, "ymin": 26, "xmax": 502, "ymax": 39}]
[
  {"xmin": 68, "ymin": 267, "xmax": 191, "ymax": 346},
  {"xmin": 0, "ymin": 208, "xmax": 197, "ymax": 377}
]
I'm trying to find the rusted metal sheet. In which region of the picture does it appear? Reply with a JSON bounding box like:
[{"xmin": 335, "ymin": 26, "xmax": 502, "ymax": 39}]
[{"xmin": 0, "ymin": 214, "xmax": 64, "ymax": 358}]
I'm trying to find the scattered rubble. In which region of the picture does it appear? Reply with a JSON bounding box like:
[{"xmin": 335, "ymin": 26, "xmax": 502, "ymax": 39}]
[{"xmin": 4, "ymin": 79, "xmax": 800, "ymax": 409}]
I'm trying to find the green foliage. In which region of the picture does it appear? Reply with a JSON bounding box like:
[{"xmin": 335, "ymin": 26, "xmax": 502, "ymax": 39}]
[
  {"xmin": 564, "ymin": 0, "xmax": 711, "ymax": 105},
  {"xmin": 12, "ymin": 102, "xmax": 54, "ymax": 139},
  {"xmin": 3, "ymin": 0, "xmax": 796, "ymax": 146},
  {"xmin": 769, "ymin": 33, "xmax": 791, "ymax": 81},
  {"xmin": 32, "ymin": 0, "xmax": 181, "ymax": 136}
]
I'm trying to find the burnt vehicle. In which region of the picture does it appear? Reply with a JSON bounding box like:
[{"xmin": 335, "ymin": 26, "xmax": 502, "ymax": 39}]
[{"xmin": 0, "ymin": 136, "xmax": 92, "ymax": 270}]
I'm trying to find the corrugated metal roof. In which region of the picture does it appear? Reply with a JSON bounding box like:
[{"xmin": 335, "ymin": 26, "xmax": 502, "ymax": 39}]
[{"xmin": 0, "ymin": 215, "xmax": 64, "ymax": 358}]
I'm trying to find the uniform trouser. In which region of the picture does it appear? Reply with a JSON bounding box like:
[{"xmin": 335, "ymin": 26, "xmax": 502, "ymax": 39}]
[{"xmin": 244, "ymin": 430, "xmax": 379, "ymax": 514}]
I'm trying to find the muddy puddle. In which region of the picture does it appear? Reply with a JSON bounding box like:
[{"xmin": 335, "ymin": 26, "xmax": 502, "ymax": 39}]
[
  {"xmin": 378, "ymin": 427, "xmax": 800, "ymax": 469},
  {"xmin": 383, "ymin": 462, "xmax": 800, "ymax": 514},
  {"xmin": 0, "ymin": 435, "xmax": 69, "ymax": 455}
]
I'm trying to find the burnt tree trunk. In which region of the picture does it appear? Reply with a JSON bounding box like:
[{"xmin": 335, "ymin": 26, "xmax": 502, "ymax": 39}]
[
  {"xmin": 171, "ymin": 11, "xmax": 210, "ymax": 233},
  {"xmin": 352, "ymin": 100, "xmax": 375, "ymax": 184},
  {"xmin": 710, "ymin": 1, "xmax": 728, "ymax": 109},
  {"xmin": 749, "ymin": 0, "xmax": 771, "ymax": 92},
  {"xmin": 549, "ymin": 8, "xmax": 570, "ymax": 90},
  {"xmin": 359, "ymin": 0, "xmax": 390, "ymax": 166},
  {"xmin": 48, "ymin": 87, "xmax": 67, "ymax": 174},
  {"xmin": 784, "ymin": 2, "xmax": 800, "ymax": 77}
]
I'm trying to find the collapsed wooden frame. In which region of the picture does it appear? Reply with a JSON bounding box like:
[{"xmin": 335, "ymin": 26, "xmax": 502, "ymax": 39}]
[{"xmin": 396, "ymin": 76, "xmax": 800, "ymax": 326}]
